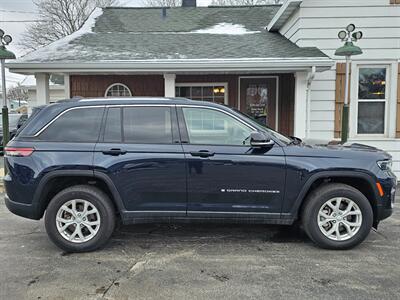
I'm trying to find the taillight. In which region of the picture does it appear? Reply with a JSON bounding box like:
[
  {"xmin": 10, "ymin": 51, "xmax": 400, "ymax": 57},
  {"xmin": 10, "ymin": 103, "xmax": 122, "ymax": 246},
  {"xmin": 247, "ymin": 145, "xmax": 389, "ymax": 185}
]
[{"xmin": 4, "ymin": 147, "xmax": 35, "ymax": 157}]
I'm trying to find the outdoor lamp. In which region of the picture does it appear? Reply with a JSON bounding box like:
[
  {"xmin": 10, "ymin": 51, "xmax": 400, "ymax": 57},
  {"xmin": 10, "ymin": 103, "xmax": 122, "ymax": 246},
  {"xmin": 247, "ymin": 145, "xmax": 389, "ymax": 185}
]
[
  {"xmin": 335, "ymin": 24, "xmax": 363, "ymax": 143},
  {"xmin": 0, "ymin": 29, "xmax": 16, "ymax": 159}
]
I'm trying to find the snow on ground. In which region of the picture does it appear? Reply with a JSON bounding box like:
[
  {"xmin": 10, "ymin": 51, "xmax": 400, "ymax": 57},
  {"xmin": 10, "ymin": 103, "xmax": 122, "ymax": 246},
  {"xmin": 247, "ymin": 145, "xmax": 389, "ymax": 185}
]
[{"xmin": 191, "ymin": 23, "xmax": 260, "ymax": 35}]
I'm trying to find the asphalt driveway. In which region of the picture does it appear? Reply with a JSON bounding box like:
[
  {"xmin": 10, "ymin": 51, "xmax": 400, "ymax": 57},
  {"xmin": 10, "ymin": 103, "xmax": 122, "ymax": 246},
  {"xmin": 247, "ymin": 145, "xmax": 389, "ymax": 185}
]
[{"xmin": 0, "ymin": 190, "xmax": 399, "ymax": 300}]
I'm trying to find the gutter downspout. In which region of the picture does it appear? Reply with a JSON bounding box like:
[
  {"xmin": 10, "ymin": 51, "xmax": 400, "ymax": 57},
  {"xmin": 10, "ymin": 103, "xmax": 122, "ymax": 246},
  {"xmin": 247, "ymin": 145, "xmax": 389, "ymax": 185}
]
[{"xmin": 306, "ymin": 66, "xmax": 316, "ymax": 138}]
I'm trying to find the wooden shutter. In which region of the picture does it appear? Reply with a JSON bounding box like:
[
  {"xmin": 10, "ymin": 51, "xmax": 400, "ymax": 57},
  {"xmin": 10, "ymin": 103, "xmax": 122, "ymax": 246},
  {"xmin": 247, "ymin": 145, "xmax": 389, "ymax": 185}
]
[
  {"xmin": 334, "ymin": 63, "xmax": 351, "ymax": 138},
  {"xmin": 390, "ymin": 0, "xmax": 400, "ymax": 4},
  {"xmin": 396, "ymin": 63, "xmax": 400, "ymax": 137}
]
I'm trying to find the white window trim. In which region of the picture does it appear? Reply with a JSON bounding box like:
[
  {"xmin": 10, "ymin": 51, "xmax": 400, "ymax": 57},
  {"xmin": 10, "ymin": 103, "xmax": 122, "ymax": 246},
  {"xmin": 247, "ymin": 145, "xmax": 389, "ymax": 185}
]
[
  {"xmin": 104, "ymin": 83, "xmax": 132, "ymax": 97},
  {"xmin": 175, "ymin": 82, "xmax": 228, "ymax": 105},
  {"xmin": 349, "ymin": 61, "xmax": 398, "ymax": 140}
]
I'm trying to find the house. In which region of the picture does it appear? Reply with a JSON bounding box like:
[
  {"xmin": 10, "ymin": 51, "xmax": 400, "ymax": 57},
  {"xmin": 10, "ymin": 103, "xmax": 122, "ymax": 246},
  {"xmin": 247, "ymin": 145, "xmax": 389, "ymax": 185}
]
[
  {"xmin": 6, "ymin": 0, "xmax": 400, "ymax": 177},
  {"xmin": 20, "ymin": 75, "xmax": 66, "ymax": 107}
]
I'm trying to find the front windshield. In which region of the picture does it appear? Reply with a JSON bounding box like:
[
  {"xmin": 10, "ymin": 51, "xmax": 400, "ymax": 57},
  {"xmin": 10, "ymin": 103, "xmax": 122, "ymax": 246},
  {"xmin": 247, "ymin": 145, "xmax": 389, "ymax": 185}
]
[{"xmin": 232, "ymin": 108, "xmax": 292, "ymax": 145}]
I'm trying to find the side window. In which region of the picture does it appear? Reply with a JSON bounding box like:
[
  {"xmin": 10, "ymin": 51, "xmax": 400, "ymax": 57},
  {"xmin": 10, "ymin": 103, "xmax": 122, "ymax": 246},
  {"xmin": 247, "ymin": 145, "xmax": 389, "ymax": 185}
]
[
  {"xmin": 39, "ymin": 107, "xmax": 104, "ymax": 142},
  {"xmin": 104, "ymin": 108, "xmax": 122, "ymax": 142},
  {"xmin": 121, "ymin": 107, "xmax": 173, "ymax": 144},
  {"xmin": 182, "ymin": 107, "xmax": 253, "ymax": 145}
]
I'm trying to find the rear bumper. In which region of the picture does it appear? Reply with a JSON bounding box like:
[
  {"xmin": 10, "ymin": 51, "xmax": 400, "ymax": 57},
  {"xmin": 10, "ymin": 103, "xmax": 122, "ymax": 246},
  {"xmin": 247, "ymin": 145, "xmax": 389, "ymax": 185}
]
[{"xmin": 4, "ymin": 194, "xmax": 41, "ymax": 220}]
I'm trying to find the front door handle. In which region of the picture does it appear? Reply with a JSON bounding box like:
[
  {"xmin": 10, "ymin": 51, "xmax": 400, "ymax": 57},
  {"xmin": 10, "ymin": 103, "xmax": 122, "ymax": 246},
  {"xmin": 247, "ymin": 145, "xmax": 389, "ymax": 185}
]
[
  {"xmin": 102, "ymin": 148, "xmax": 127, "ymax": 156},
  {"xmin": 190, "ymin": 150, "xmax": 215, "ymax": 158}
]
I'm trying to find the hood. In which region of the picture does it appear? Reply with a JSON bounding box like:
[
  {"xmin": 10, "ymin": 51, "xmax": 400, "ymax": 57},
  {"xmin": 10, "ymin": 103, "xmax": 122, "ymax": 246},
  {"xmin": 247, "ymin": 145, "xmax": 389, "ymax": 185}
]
[{"xmin": 290, "ymin": 139, "xmax": 392, "ymax": 160}]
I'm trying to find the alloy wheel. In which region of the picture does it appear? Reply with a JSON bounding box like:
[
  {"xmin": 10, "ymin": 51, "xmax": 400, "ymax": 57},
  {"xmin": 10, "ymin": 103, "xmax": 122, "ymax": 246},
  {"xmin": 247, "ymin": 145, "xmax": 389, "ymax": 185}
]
[
  {"xmin": 317, "ymin": 197, "xmax": 362, "ymax": 241},
  {"xmin": 55, "ymin": 199, "xmax": 101, "ymax": 243}
]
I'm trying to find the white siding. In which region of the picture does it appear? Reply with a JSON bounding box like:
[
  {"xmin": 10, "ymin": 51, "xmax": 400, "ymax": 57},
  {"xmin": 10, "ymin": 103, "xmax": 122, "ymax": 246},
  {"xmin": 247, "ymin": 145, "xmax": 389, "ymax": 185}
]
[{"xmin": 279, "ymin": 0, "xmax": 400, "ymax": 178}]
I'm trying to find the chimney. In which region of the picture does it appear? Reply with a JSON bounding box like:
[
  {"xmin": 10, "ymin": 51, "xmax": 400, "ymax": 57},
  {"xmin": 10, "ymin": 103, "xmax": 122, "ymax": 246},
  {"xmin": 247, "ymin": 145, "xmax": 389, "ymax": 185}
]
[{"xmin": 182, "ymin": 0, "xmax": 196, "ymax": 7}]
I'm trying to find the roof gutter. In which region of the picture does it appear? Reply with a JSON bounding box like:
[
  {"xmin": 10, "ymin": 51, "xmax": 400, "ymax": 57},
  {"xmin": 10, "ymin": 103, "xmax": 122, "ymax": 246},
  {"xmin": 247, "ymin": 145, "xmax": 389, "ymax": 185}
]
[{"xmin": 7, "ymin": 58, "xmax": 333, "ymax": 75}]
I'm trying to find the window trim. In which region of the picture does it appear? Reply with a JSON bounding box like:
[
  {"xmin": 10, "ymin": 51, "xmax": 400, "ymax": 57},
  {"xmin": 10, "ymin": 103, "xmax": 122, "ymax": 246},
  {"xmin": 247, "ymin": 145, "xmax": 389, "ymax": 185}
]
[
  {"xmin": 34, "ymin": 105, "xmax": 106, "ymax": 137},
  {"xmin": 175, "ymin": 82, "xmax": 228, "ymax": 105},
  {"xmin": 178, "ymin": 105, "xmax": 257, "ymax": 147},
  {"xmin": 101, "ymin": 105, "xmax": 177, "ymax": 145},
  {"xmin": 350, "ymin": 62, "xmax": 396, "ymax": 138},
  {"xmin": 104, "ymin": 83, "xmax": 132, "ymax": 97}
]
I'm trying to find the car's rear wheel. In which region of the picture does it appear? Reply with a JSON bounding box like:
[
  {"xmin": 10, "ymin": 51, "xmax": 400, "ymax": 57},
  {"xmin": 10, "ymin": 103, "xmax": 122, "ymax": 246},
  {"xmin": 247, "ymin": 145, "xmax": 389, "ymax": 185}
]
[
  {"xmin": 302, "ymin": 183, "xmax": 373, "ymax": 250},
  {"xmin": 45, "ymin": 185, "xmax": 116, "ymax": 252}
]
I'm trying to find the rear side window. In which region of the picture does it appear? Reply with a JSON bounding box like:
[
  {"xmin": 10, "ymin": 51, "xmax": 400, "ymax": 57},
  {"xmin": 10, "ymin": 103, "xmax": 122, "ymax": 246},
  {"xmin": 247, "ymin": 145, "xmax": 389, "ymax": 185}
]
[
  {"xmin": 39, "ymin": 107, "xmax": 104, "ymax": 142},
  {"xmin": 103, "ymin": 106, "xmax": 173, "ymax": 144}
]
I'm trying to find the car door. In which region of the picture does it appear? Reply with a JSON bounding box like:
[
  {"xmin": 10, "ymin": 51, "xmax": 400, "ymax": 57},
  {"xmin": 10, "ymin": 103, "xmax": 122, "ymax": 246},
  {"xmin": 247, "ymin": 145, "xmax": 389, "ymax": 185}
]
[
  {"xmin": 93, "ymin": 104, "xmax": 187, "ymax": 217},
  {"xmin": 178, "ymin": 105, "xmax": 286, "ymax": 219}
]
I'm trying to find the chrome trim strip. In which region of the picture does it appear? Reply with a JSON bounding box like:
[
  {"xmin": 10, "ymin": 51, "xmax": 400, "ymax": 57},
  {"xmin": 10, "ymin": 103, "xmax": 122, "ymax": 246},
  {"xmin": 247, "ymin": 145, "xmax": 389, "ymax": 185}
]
[
  {"xmin": 33, "ymin": 105, "xmax": 106, "ymax": 137},
  {"xmin": 124, "ymin": 210, "xmax": 279, "ymax": 215},
  {"xmin": 177, "ymin": 105, "xmax": 257, "ymax": 131},
  {"xmin": 188, "ymin": 211, "xmax": 280, "ymax": 215}
]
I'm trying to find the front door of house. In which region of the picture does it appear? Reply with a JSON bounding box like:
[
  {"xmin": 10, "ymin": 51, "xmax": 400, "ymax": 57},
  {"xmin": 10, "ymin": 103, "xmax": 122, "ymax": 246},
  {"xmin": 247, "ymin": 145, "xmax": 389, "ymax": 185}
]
[{"xmin": 240, "ymin": 77, "xmax": 278, "ymax": 130}]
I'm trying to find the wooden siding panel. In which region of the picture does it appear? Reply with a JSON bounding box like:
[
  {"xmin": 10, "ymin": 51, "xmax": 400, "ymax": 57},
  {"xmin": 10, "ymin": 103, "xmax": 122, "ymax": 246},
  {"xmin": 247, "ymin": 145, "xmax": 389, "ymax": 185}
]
[
  {"xmin": 397, "ymin": 63, "xmax": 400, "ymax": 137},
  {"xmin": 70, "ymin": 74, "xmax": 295, "ymax": 136},
  {"xmin": 334, "ymin": 63, "xmax": 351, "ymax": 138},
  {"xmin": 70, "ymin": 75, "xmax": 164, "ymax": 98}
]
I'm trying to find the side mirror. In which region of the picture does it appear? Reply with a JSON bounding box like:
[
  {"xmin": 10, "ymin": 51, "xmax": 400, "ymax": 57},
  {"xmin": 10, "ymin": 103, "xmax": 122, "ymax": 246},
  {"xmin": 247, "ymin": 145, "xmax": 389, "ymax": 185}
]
[{"xmin": 250, "ymin": 132, "xmax": 274, "ymax": 148}]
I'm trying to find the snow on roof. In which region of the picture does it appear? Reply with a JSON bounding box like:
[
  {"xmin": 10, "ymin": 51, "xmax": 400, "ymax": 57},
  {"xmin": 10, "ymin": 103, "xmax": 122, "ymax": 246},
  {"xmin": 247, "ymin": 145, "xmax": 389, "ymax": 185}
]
[
  {"xmin": 192, "ymin": 23, "xmax": 260, "ymax": 35},
  {"xmin": 20, "ymin": 8, "xmax": 103, "ymax": 62}
]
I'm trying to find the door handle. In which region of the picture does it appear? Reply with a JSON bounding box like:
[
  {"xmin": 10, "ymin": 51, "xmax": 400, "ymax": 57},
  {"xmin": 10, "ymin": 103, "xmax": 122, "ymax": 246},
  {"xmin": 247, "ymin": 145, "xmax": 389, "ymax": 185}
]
[
  {"xmin": 190, "ymin": 150, "xmax": 215, "ymax": 158},
  {"xmin": 102, "ymin": 148, "xmax": 127, "ymax": 156}
]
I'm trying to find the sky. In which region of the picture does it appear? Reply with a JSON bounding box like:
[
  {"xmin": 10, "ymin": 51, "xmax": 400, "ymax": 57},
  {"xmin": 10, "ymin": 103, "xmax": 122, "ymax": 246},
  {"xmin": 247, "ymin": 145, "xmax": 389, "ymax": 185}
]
[{"xmin": 0, "ymin": 0, "xmax": 213, "ymax": 89}]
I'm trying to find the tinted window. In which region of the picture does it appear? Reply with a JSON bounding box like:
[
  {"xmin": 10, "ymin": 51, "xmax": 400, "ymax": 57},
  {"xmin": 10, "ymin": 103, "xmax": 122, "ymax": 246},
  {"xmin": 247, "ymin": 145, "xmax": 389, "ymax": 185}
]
[
  {"xmin": 39, "ymin": 107, "xmax": 104, "ymax": 142},
  {"xmin": 122, "ymin": 107, "xmax": 172, "ymax": 144},
  {"xmin": 182, "ymin": 107, "xmax": 252, "ymax": 145},
  {"xmin": 104, "ymin": 108, "xmax": 122, "ymax": 142}
]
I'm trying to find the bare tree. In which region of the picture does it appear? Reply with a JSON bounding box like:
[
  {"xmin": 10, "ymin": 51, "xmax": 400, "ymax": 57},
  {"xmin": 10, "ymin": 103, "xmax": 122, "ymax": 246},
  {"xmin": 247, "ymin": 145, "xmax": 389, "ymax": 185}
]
[
  {"xmin": 211, "ymin": 0, "xmax": 281, "ymax": 5},
  {"xmin": 7, "ymin": 85, "xmax": 29, "ymax": 102},
  {"xmin": 20, "ymin": 0, "xmax": 117, "ymax": 51}
]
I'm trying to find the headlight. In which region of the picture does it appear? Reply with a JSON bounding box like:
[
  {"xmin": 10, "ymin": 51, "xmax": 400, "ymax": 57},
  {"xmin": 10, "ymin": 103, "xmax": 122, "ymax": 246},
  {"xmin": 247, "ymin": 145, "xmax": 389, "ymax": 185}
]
[{"xmin": 377, "ymin": 159, "xmax": 392, "ymax": 171}]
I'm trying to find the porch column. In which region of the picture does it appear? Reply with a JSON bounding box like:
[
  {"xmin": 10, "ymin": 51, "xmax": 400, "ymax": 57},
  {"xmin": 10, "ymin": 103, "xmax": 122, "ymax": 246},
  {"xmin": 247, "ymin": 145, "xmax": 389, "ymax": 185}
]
[
  {"xmin": 64, "ymin": 74, "xmax": 70, "ymax": 99},
  {"xmin": 35, "ymin": 73, "xmax": 50, "ymax": 105},
  {"xmin": 294, "ymin": 72, "xmax": 308, "ymax": 139},
  {"xmin": 164, "ymin": 73, "xmax": 176, "ymax": 97}
]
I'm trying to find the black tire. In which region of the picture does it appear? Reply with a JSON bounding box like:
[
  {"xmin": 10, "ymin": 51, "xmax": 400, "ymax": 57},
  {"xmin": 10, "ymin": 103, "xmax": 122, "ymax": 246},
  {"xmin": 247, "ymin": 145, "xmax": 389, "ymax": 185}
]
[
  {"xmin": 302, "ymin": 183, "xmax": 373, "ymax": 250},
  {"xmin": 45, "ymin": 185, "xmax": 116, "ymax": 252}
]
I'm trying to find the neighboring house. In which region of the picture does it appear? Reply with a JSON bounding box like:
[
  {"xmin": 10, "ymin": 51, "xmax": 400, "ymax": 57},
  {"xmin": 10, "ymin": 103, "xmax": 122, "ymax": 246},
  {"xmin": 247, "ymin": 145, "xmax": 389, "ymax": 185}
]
[
  {"xmin": 20, "ymin": 76, "xmax": 66, "ymax": 105},
  {"xmin": 6, "ymin": 0, "xmax": 400, "ymax": 177}
]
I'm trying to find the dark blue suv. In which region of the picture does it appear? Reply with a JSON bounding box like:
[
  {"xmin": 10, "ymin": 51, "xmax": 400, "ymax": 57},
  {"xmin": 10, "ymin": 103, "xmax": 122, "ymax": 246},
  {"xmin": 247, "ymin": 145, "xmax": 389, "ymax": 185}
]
[{"xmin": 4, "ymin": 98, "xmax": 397, "ymax": 252}]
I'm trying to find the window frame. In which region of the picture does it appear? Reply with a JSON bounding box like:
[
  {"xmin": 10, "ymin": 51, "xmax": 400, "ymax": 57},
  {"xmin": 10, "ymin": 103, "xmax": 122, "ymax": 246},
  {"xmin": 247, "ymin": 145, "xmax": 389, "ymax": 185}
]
[
  {"xmin": 175, "ymin": 82, "xmax": 229, "ymax": 105},
  {"xmin": 352, "ymin": 63, "xmax": 391, "ymax": 138},
  {"xmin": 178, "ymin": 105, "xmax": 257, "ymax": 147},
  {"xmin": 104, "ymin": 83, "xmax": 132, "ymax": 97},
  {"xmin": 101, "ymin": 104, "xmax": 179, "ymax": 145},
  {"xmin": 34, "ymin": 106, "xmax": 105, "ymax": 143}
]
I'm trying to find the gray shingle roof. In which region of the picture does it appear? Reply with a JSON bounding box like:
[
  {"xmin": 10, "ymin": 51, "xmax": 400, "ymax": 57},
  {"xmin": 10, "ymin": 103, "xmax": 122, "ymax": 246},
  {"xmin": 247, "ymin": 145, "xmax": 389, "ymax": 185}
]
[{"xmin": 18, "ymin": 6, "xmax": 328, "ymax": 63}]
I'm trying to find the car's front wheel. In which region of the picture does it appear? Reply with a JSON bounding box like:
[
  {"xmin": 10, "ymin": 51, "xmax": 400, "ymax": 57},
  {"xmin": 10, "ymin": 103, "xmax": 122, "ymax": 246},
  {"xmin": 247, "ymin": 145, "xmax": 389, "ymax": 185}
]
[
  {"xmin": 302, "ymin": 183, "xmax": 373, "ymax": 250},
  {"xmin": 45, "ymin": 185, "xmax": 116, "ymax": 252}
]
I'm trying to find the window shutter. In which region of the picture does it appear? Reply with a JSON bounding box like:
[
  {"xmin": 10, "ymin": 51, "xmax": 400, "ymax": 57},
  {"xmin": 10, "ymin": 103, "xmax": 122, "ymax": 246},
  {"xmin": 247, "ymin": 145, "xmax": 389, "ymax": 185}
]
[
  {"xmin": 334, "ymin": 63, "xmax": 351, "ymax": 138},
  {"xmin": 396, "ymin": 63, "xmax": 400, "ymax": 137}
]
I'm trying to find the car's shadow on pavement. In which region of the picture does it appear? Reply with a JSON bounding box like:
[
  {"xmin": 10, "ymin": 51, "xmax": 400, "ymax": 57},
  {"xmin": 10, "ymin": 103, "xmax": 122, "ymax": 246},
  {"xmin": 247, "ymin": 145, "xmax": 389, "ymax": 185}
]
[{"xmin": 107, "ymin": 223, "xmax": 312, "ymax": 249}]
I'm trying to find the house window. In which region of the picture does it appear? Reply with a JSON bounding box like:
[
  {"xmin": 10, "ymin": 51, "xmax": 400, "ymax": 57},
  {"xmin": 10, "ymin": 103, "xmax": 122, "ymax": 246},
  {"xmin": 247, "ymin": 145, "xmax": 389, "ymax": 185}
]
[
  {"xmin": 357, "ymin": 67, "xmax": 388, "ymax": 135},
  {"xmin": 175, "ymin": 83, "xmax": 228, "ymax": 104},
  {"xmin": 105, "ymin": 83, "xmax": 132, "ymax": 97}
]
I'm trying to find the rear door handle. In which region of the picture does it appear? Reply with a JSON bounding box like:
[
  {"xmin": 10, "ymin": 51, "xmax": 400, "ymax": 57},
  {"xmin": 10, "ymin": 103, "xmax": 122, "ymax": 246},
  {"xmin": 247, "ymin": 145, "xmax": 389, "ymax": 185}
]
[
  {"xmin": 190, "ymin": 150, "xmax": 215, "ymax": 158},
  {"xmin": 102, "ymin": 148, "xmax": 127, "ymax": 156}
]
